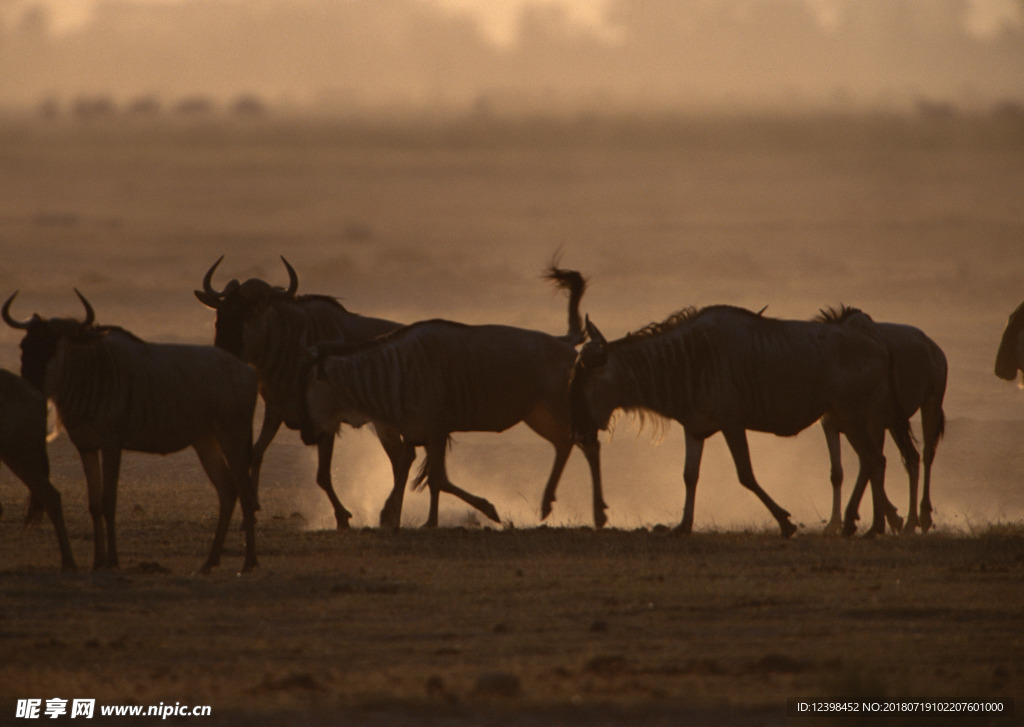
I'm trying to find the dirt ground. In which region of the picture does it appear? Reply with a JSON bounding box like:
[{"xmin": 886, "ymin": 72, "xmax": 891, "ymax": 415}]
[{"xmin": 1, "ymin": 509, "xmax": 1021, "ymax": 726}]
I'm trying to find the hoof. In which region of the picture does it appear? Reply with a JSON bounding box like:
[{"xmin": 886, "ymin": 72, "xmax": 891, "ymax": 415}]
[
  {"xmin": 379, "ymin": 499, "xmax": 402, "ymax": 529},
  {"xmin": 886, "ymin": 513, "xmax": 904, "ymax": 535},
  {"xmin": 822, "ymin": 521, "xmax": 842, "ymax": 537},
  {"xmin": 335, "ymin": 509, "xmax": 353, "ymax": 530},
  {"xmin": 779, "ymin": 520, "xmax": 797, "ymax": 539}
]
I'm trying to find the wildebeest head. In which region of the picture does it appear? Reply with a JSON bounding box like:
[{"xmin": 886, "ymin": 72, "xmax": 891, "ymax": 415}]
[
  {"xmin": 995, "ymin": 299, "xmax": 1024, "ymax": 382},
  {"xmin": 568, "ymin": 316, "xmax": 613, "ymax": 446},
  {"xmin": 297, "ymin": 345, "xmax": 328, "ymax": 446},
  {"xmin": 194, "ymin": 255, "xmax": 299, "ymax": 358},
  {"xmin": 3, "ymin": 290, "xmax": 96, "ymax": 391},
  {"xmin": 296, "ymin": 343, "xmax": 362, "ymax": 446}
]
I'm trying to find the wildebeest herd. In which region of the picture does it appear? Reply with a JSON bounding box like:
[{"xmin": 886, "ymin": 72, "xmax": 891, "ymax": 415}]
[{"xmin": 3, "ymin": 256, "xmax": 1023, "ymax": 574}]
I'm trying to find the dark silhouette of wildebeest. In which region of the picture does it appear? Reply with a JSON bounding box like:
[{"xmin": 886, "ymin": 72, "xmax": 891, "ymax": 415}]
[
  {"xmin": 0, "ymin": 368, "xmax": 76, "ymax": 571},
  {"xmin": 300, "ymin": 271, "xmax": 604, "ymax": 528},
  {"xmin": 568, "ymin": 306, "xmax": 912, "ymax": 537},
  {"xmin": 816, "ymin": 306, "xmax": 947, "ymax": 534},
  {"xmin": 195, "ymin": 256, "xmax": 405, "ymax": 529},
  {"xmin": 4, "ymin": 290, "xmax": 258, "ymax": 573},
  {"xmin": 996, "ymin": 299, "xmax": 1024, "ymax": 384}
]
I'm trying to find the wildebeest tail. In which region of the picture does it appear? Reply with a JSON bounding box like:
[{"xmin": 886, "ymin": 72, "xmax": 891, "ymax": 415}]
[
  {"xmin": 412, "ymin": 436, "xmax": 454, "ymax": 491},
  {"xmin": 412, "ymin": 459, "xmax": 429, "ymax": 492},
  {"xmin": 885, "ymin": 351, "xmax": 918, "ymax": 470},
  {"xmin": 545, "ymin": 265, "xmax": 587, "ymax": 345}
]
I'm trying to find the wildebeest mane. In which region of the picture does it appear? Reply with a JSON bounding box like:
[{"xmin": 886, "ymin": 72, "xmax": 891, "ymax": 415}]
[
  {"xmin": 621, "ymin": 306, "xmax": 701, "ymax": 342},
  {"xmin": 814, "ymin": 304, "xmax": 869, "ymax": 325},
  {"xmin": 293, "ymin": 293, "xmax": 349, "ymax": 312},
  {"xmin": 312, "ymin": 319, "xmax": 460, "ymax": 362},
  {"xmin": 80, "ymin": 324, "xmax": 144, "ymax": 344},
  {"xmin": 618, "ymin": 305, "xmax": 771, "ymax": 345}
]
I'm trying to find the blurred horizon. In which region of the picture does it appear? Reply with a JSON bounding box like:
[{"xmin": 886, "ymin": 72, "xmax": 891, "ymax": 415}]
[{"xmin": 1, "ymin": 0, "xmax": 1022, "ymax": 117}]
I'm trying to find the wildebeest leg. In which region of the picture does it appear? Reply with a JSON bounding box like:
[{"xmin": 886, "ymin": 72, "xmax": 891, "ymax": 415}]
[
  {"xmin": 377, "ymin": 424, "xmax": 416, "ymax": 529},
  {"xmin": 193, "ymin": 435, "xmax": 239, "ymax": 574},
  {"xmin": 100, "ymin": 448, "xmax": 122, "ymax": 569},
  {"xmin": 79, "ymin": 448, "xmax": 107, "ymax": 570},
  {"xmin": 4, "ymin": 459, "xmax": 76, "ymax": 571},
  {"xmin": 891, "ymin": 424, "xmax": 921, "ymax": 534},
  {"xmin": 527, "ymin": 404, "xmax": 605, "ymax": 526},
  {"xmin": 674, "ymin": 431, "xmax": 705, "ymax": 535},
  {"xmin": 316, "ymin": 434, "xmax": 352, "ymax": 529},
  {"xmin": 537, "ymin": 443, "xmax": 572, "ymax": 523},
  {"xmin": 250, "ymin": 410, "xmax": 282, "ymax": 508},
  {"xmin": 841, "ymin": 428, "xmax": 889, "ymax": 537},
  {"xmin": 579, "ymin": 440, "xmax": 604, "ymax": 529},
  {"xmin": 918, "ymin": 400, "xmax": 943, "ymax": 532},
  {"xmin": 722, "ymin": 428, "xmax": 797, "ymax": 538},
  {"xmin": 218, "ymin": 427, "xmax": 259, "ymax": 573},
  {"xmin": 821, "ymin": 417, "xmax": 844, "ymax": 536},
  {"xmin": 422, "ymin": 436, "xmax": 500, "ymax": 527},
  {"xmin": 23, "ymin": 493, "xmax": 45, "ymax": 528},
  {"xmin": 234, "ymin": 409, "xmax": 276, "ymax": 528}
]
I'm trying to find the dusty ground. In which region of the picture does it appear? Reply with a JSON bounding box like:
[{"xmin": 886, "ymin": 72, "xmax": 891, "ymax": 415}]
[{"xmin": 1, "ymin": 509, "xmax": 1021, "ymax": 726}]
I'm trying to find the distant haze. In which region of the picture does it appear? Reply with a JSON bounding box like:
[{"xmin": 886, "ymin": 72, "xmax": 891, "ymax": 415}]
[{"xmin": 1, "ymin": 0, "xmax": 1022, "ymax": 114}]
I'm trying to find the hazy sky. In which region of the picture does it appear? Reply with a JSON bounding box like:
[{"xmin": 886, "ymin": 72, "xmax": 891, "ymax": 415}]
[
  {"xmin": 7, "ymin": 0, "xmax": 1023, "ymax": 41},
  {"xmin": 1, "ymin": 0, "xmax": 1022, "ymax": 112}
]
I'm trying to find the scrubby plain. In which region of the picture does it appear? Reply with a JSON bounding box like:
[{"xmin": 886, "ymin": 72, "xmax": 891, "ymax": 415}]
[{"xmin": 2, "ymin": 512, "xmax": 1022, "ymax": 726}]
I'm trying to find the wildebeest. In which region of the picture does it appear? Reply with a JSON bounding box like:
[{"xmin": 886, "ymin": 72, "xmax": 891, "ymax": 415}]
[
  {"xmin": 568, "ymin": 306, "xmax": 912, "ymax": 537},
  {"xmin": 816, "ymin": 306, "xmax": 947, "ymax": 534},
  {"xmin": 300, "ymin": 275, "xmax": 605, "ymax": 528},
  {"xmin": 995, "ymin": 299, "xmax": 1024, "ymax": 384},
  {"xmin": 3, "ymin": 290, "xmax": 258, "ymax": 573},
  {"xmin": 195, "ymin": 256, "xmax": 408, "ymax": 529},
  {"xmin": 0, "ymin": 368, "xmax": 76, "ymax": 571}
]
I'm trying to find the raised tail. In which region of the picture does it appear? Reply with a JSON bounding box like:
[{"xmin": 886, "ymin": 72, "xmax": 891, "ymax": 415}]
[{"xmin": 545, "ymin": 265, "xmax": 587, "ymax": 345}]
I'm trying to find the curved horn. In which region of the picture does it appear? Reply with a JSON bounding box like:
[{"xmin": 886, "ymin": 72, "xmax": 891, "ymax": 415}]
[
  {"xmin": 74, "ymin": 289, "xmax": 95, "ymax": 327},
  {"xmin": 201, "ymin": 255, "xmax": 229, "ymax": 300},
  {"xmin": 1, "ymin": 291, "xmax": 31, "ymax": 330},
  {"xmin": 281, "ymin": 256, "xmax": 299, "ymax": 296}
]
